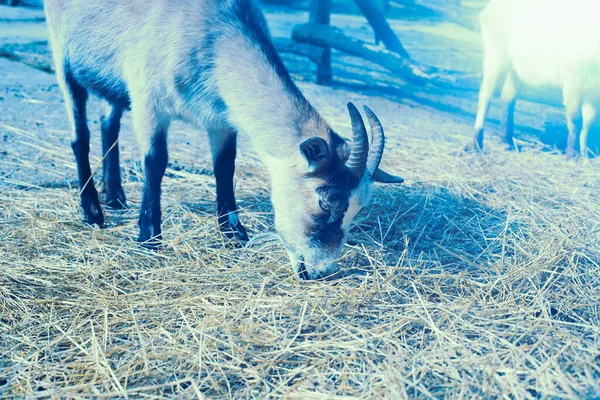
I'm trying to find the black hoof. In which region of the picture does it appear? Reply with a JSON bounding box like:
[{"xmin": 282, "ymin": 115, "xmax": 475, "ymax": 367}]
[
  {"xmin": 232, "ymin": 222, "xmax": 249, "ymax": 242},
  {"xmin": 81, "ymin": 193, "xmax": 104, "ymax": 226},
  {"xmin": 505, "ymin": 143, "xmax": 521, "ymax": 152},
  {"xmin": 219, "ymin": 212, "xmax": 249, "ymax": 242},
  {"xmin": 140, "ymin": 240, "xmax": 162, "ymax": 250},
  {"xmin": 138, "ymin": 216, "xmax": 162, "ymax": 249},
  {"xmin": 220, "ymin": 221, "xmax": 250, "ymax": 242},
  {"xmin": 106, "ymin": 187, "xmax": 127, "ymax": 210},
  {"xmin": 464, "ymin": 141, "xmax": 483, "ymax": 153},
  {"xmin": 137, "ymin": 234, "xmax": 162, "ymax": 250},
  {"xmin": 467, "ymin": 129, "xmax": 484, "ymax": 153}
]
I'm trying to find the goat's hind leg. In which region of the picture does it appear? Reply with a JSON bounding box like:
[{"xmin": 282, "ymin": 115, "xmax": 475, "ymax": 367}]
[
  {"xmin": 62, "ymin": 66, "xmax": 104, "ymax": 225},
  {"xmin": 208, "ymin": 128, "xmax": 249, "ymax": 242},
  {"xmin": 101, "ymin": 105, "xmax": 127, "ymax": 209},
  {"xmin": 501, "ymin": 69, "xmax": 521, "ymax": 150},
  {"xmin": 579, "ymin": 102, "xmax": 596, "ymax": 159}
]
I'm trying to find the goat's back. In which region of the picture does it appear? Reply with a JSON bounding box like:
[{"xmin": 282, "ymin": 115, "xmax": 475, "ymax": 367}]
[
  {"xmin": 481, "ymin": 0, "xmax": 600, "ymax": 88},
  {"xmin": 44, "ymin": 0, "xmax": 272, "ymax": 112}
]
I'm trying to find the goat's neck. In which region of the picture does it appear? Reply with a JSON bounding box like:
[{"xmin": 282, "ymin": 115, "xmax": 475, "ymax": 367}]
[{"xmin": 214, "ymin": 35, "xmax": 328, "ymax": 169}]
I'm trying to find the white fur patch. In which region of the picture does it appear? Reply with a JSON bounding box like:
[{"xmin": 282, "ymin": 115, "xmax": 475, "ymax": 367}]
[
  {"xmin": 342, "ymin": 178, "xmax": 373, "ymax": 230},
  {"xmin": 342, "ymin": 195, "xmax": 362, "ymax": 230}
]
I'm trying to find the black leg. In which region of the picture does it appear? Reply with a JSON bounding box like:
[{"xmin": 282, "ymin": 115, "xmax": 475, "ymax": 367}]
[
  {"xmin": 101, "ymin": 106, "xmax": 127, "ymax": 209},
  {"xmin": 472, "ymin": 127, "xmax": 484, "ymax": 151},
  {"xmin": 500, "ymin": 69, "xmax": 521, "ymax": 151},
  {"xmin": 503, "ymin": 99, "xmax": 517, "ymax": 150},
  {"xmin": 65, "ymin": 67, "xmax": 103, "ymax": 226},
  {"xmin": 209, "ymin": 129, "xmax": 248, "ymax": 241},
  {"xmin": 138, "ymin": 128, "xmax": 168, "ymax": 247}
]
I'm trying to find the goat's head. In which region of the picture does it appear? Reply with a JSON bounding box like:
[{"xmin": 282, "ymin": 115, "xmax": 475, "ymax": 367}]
[{"xmin": 270, "ymin": 103, "xmax": 403, "ymax": 280}]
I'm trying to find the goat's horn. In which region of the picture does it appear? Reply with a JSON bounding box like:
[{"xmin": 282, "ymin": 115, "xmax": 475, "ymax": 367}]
[
  {"xmin": 363, "ymin": 106, "xmax": 385, "ymax": 179},
  {"xmin": 346, "ymin": 102, "xmax": 369, "ymax": 179}
]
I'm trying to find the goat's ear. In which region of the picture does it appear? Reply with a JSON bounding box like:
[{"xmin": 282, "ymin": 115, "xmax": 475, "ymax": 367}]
[
  {"xmin": 299, "ymin": 137, "xmax": 329, "ymax": 171},
  {"xmin": 373, "ymin": 168, "xmax": 404, "ymax": 184}
]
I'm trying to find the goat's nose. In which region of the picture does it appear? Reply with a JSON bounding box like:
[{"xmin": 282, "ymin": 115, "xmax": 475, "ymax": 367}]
[{"xmin": 297, "ymin": 257, "xmax": 309, "ymax": 280}]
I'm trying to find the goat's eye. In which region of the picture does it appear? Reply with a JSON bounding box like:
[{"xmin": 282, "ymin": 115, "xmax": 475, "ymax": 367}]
[{"xmin": 319, "ymin": 200, "xmax": 330, "ymax": 212}]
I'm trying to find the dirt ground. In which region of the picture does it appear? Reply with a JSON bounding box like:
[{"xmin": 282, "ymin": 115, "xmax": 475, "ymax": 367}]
[{"xmin": 1, "ymin": 2, "xmax": 600, "ymax": 398}]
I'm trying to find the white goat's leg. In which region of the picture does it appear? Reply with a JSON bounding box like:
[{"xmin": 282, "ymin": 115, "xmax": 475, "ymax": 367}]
[
  {"xmin": 500, "ymin": 69, "xmax": 521, "ymax": 150},
  {"xmin": 473, "ymin": 31, "xmax": 507, "ymax": 150},
  {"xmin": 563, "ymin": 83, "xmax": 582, "ymax": 160},
  {"xmin": 580, "ymin": 102, "xmax": 596, "ymax": 159}
]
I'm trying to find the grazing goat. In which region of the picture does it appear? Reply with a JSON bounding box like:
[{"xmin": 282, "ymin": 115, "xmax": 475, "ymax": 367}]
[
  {"xmin": 473, "ymin": 0, "xmax": 600, "ymax": 158},
  {"xmin": 44, "ymin": 0, "xmax": 403, "ymax": 280}
]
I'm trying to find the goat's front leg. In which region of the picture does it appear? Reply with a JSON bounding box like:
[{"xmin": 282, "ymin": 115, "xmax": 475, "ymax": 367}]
[
  {"xmin": 471, "ymin": 31, "xmax": 506, "ymax": 151},
  {"xmin": 208, "ymin": 128, "xmax": 249, "ymax": 241},
  {"xmin": 61, "ymin": 67, "xmax": 104, "ymax": 226},
  {"xmin": 133, "ymin": 105, "xmax": 169, "ymax": 247}
]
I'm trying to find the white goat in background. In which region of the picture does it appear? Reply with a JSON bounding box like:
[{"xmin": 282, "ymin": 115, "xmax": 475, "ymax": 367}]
[{"xmin": 473, "ymin": 0, "xmax": 600, "ymax": 158}]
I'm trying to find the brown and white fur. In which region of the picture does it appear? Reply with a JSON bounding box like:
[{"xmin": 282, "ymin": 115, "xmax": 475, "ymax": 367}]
[
  {"xmin": 44, "ymin": 0, "xmax": 403, "ymax": 280},
  {"xmin": 473, "ymin": 0, "xmax": 600, "ymax": 158}
]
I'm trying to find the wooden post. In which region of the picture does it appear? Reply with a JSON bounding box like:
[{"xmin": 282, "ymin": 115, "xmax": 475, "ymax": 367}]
[
  {"xmin": 309, "ymin": 0, "xmax": 332, "ymax": 84},
  {"xmin": 354, "ymin": 0, "xmax": 410, "ymax": 58},
  {"xmin": 374, "ymin": 0, "xmax": 391, "ymax": 45}
]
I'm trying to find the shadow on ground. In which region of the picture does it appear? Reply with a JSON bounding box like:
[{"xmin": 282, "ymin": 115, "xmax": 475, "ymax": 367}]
[{"xmin": 348, "ymin": 182, "xmax": 521, "ymax": 277}]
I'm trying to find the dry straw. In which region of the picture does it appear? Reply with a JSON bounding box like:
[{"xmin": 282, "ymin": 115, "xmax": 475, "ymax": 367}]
[{"xmin": 1, "ymin": 118, "xmax": 600, "ymax": 398}]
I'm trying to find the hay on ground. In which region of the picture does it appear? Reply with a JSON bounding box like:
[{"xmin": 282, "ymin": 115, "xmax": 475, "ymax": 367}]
[{"xmin": 1, "ymin": 119, "xmax": 599, "ymax": 399}]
